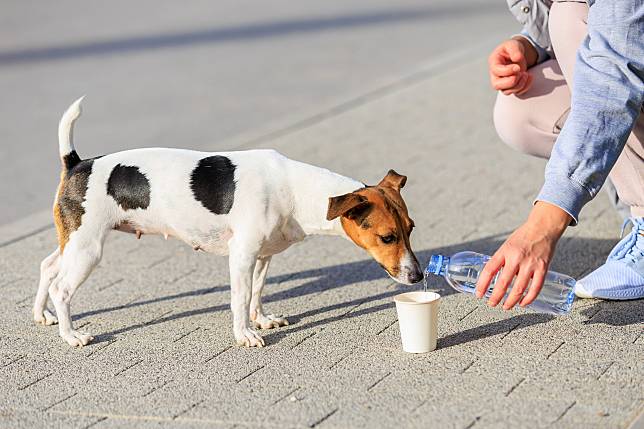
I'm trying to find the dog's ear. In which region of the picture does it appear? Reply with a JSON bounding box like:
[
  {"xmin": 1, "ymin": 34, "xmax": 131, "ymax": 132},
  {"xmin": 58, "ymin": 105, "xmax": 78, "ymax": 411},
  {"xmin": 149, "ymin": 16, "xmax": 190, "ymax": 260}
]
[
  {"xmin": 327, "ymin": 193, "xmax": 370, "ymax": 221},
  {"xmin": 378, "ymin": 169, "xmax": 407, "ymax": 191}
]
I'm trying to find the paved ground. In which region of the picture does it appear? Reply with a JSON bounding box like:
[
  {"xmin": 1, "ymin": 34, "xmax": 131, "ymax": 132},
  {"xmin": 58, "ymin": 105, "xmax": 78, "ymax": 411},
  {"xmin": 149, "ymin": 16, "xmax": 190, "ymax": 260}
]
[
  {"xmin": 1, "ymin": 45, "xmax": 643, "ymax": 428},
  {"xmin": 0, "ymin": 0, "xmax": 508, "ymax": 225}
]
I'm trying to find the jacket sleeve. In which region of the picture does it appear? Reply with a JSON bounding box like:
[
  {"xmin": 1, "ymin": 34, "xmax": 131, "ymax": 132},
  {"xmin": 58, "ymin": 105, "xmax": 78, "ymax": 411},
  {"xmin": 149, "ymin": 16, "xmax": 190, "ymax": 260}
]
[
  {"xmin": 535, "ymin": 0, "xmax": 644, "ymax": 224},
  {"xmin": 507, "ymin": 0, "xmax": 554, "ymax": 63}
]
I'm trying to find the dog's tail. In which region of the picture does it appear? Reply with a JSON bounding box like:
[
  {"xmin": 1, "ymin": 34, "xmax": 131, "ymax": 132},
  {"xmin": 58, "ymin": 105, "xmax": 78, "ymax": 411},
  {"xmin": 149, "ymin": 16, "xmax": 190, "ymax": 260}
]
[{"xmin": 58, "ymin": 95, "xmax": 85, "ymax": 170}]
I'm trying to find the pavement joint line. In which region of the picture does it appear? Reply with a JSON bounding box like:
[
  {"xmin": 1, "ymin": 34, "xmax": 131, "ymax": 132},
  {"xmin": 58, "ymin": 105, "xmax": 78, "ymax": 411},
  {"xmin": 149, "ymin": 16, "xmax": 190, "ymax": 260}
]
[
  {"xmin": 18, "ymin": 372, "xmax": 52, "ymax": 391},
  {"xmin": 2, "ymin": 354, "xmax": 26, "ymax": 368},
  {"xmin": 123, "ymin": 294, "xmax": 145, "ymax": 307},
  {"xmin": 460, "ymin": 229, "xmax": 479, "ymax": 242},
  {"xmin": 459, "ymin": 306, "xmax": 478, "ymax": 322},
  {"xmin": 148, "ymin": 310, "xmax": 174, "ymax": 324},
  {"xmin": 75, "ymin": 321, "xmax": 91, "ymax": 330},
  {"xmin": 411, "ymin": 400, "xmax": 427, "ymax": 414},
  {"xmin": 587, "ymin": 306, "xmax": 603, "ymax": 321},
  {"xmin": 328, "ymin": 349, "xmax": 355, "ymax": 370},
  {"xmin": 290, "ymin": 330, "xmax": 320, "ymax": 350},
  {"xmin": 504, "ymin": 377, "xmax": 525, "ymax": 397},
  {"xmin": 1, "ymin": 277, "xmax": 23, "ymax": 289},
  {"xmin": 500, "ymin": 321, "xmax": 522, "ymax": 340},
  {"xmin": 0, "ymin": 222, "xmax": 54, "ymax": 249},
  {"xmin": 597, "ymin": 361, "xmax": 615, "ymax": 380},
  {"xmin": 236, "ymin": 365, "xmax": 266, "ymax": 383},
  {"xmin": 172, "ymin": 399, "xmax": 205, "ymax": 420},
  {"xmin": 114, "ymin": 359, "xmax": 143, "ymax": 376},
  {"xmin": 366, "ymin": 372, "xmax": 391, "ymax": 392},
  {"xmin": 460, "ymin": 197, "xmax": 474, "ymax": 209},
  {"xmin": 146, "ymin": 255, "xmax": 172, "ymax": 269},
  {"xmin": 204, "ymin": 345, "xmax": 232, "ymax": 363},
  {"xmin": 41, "ymin": 392, "xmax": 78, "ymax": 412},
  {"xmin": 552, "ymin": 401, "xmax": 576, "ymax": 424},
  {"xmin": 272, "ymin": 386, "xmax": 301, "ymax": 405},
  {"xmin": 173, "ymin": 327, "xmax": 201, "ymax": 343},
  {"xmin": 14, "ymin": 294, "xmax": 34, "ymax": 305},
  {"xmin": 376, "ymin": 318, "xmax": 398, "ymax": 335},
  {"xmin": 126, "ymin": 244, "xmax": 143, "ymax": 255},
  {"xmin": 141, "ymin": 380, "xmax": 172, "ymax": 397},
  {"xmin": 461, "ymin": 359, "xmax": 477, "ymax": 374},
  {"xmin": 85, "ymin": 339, "xmax": 118, "ymax": 358},
  {"xmin": 166, "ymin": 268, "xmax": 197, "ymax": 284},
  {"xmin": 309, "ymin": 407, "xmax": 339, "ymax": 428},
  {"xmin": 546, "ymin": 341, "xmax": 566, "ymax": 359},
  {"xmin": 342, "ymin": 300, "xmax": 365, "ymax": 317},
  {"xmin": 47, "ymin": 408, "xmax": 284, "ymax": 427},
  {"xmin": 98, "ymin": 278, "xmax": 123, "ymax": 292},
  {"xmin": 81, "ymin": 416, "xmax": 108, "ymax": 429},
  {"xmin": 464, "ymin": 416, "xmax": 481, "ymax": 429},
  {"xmin": 633, "ymin": 332, "xmax": 643, "ymax": 344}
]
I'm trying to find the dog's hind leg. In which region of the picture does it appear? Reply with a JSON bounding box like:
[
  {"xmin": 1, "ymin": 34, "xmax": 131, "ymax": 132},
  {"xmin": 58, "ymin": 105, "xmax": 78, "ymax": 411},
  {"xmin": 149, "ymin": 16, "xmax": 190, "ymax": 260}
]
[
  {"xmin": 33, "ymin": 247, "xmax": 61, "ymax": 326},
  {"xmin": 250, "ymin": 256, "xmax": 288, "ymax": 329},
  {"xmin": 49, "ymin": 233, "xmax": 104, "ymax": 347},
  {"xmin": 228, "ymin": 239, "xmax": 265, "ymax": 347}
]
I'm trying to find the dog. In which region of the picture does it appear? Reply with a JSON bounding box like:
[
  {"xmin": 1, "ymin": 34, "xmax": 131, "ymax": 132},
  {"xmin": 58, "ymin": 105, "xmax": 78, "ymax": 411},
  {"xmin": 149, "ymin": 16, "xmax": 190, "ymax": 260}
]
[{"xmin": 33, "ymin": 97, "xmax": 423, "ymax": 348}]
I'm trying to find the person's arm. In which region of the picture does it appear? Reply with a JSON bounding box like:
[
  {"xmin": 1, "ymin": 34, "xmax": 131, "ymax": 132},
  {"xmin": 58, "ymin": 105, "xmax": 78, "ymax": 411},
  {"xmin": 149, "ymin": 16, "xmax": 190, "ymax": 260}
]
[
  {"xmin": 478, "ymin": 0, "xmax": 644, "ymax": 308},
  {"xmin": 536, "ymin": 0, "xmax": 644, "ymax": 225}
]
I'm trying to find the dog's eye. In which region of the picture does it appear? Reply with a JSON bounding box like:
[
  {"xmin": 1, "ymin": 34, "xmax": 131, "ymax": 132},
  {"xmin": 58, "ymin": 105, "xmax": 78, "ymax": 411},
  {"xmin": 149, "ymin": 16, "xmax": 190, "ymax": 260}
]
[{"xmin": 380, "ymin": 234, "xmax": 397, "ymax": 244}]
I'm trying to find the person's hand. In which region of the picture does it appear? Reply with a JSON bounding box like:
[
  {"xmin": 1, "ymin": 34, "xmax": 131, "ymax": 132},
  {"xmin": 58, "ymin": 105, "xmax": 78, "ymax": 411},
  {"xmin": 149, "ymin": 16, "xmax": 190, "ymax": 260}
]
[
  {"xmin": 475, "ymin": 202, "xmax": 571, "ymax": 309},
  {"xmin": 488, "ymin": 37, "xmax": 537, "ymax": 96}
]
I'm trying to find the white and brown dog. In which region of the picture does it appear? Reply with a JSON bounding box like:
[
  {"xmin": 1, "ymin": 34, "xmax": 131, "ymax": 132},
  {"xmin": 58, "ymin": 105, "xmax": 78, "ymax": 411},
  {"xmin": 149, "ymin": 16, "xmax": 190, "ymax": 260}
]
[{"xmin": 34, "ymin": 97, "xmax": 423, "ymax": 348}]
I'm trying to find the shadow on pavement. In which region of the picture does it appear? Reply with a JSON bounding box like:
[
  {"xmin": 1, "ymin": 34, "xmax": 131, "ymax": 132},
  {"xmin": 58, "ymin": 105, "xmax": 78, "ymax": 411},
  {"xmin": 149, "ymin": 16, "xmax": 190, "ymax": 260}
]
[
  {"xmin": 579, "ymin": 299, "xmax": 644, "ymax": 327},
  {"xmin": 0, "ymin": 4, "xmax": 504, "ymax": 66},
  {"xmin": 83, "ymin": 232, "xmax": 640, "ymax": 346}
]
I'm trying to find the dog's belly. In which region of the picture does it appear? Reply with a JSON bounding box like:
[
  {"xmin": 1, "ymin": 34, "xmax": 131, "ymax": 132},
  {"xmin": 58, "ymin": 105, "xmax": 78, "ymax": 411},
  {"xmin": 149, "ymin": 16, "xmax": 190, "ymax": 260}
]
[
  {"xmin": 115, "ymin": 218, "xmax": 233, "ymax": 255},
  {"xmin": 186, "ymin": 227, "xmax": 233, "ymax": 255}
]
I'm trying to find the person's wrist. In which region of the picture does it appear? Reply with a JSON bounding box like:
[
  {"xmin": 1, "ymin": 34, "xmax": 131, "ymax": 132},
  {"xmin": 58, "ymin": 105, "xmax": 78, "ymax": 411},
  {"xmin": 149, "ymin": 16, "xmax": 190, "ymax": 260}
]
[
  {"xmin": 510, "ymin": 35, "xmax": 538, "ymax": 68},
  {"xmin": 527, "ymin": 201, "xmax": 571, "ymax": 239}
]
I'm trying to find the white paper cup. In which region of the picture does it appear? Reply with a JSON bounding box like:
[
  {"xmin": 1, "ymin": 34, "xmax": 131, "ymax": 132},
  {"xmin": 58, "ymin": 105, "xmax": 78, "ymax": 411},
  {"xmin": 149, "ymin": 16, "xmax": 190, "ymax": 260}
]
[{"xmin": 394, "ymin": 291, "xmax": 440, "ymax": 353}]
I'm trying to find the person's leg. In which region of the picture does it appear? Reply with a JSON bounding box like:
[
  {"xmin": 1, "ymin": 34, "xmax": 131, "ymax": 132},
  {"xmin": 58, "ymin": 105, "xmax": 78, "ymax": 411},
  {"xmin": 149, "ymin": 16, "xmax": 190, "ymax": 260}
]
[
  {"xmin": 493, "ymin": 59, "xmax": 570, "ymax": 159},
  {"xmin": 549, "ymin": 1, "xmax": 644, "ymax": 299}
]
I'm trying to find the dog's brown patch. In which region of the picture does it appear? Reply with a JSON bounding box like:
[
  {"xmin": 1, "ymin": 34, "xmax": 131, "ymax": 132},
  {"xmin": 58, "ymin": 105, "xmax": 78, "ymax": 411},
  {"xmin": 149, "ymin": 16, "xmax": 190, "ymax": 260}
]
[{"xmin": 53, "ymin": 158, "xmax": 96, "ymax": 252}]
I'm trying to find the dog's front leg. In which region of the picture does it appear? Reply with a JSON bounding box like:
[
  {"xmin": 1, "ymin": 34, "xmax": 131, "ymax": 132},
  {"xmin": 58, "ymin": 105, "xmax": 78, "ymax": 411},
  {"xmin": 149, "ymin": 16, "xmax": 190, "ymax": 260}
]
[
  {"xmin": 250, "ymin": 256, "xmax": 289, "ymax": 329},
  {"xmin": 229, "ymin": 244, "xmax": 265, "ymax": 347}
]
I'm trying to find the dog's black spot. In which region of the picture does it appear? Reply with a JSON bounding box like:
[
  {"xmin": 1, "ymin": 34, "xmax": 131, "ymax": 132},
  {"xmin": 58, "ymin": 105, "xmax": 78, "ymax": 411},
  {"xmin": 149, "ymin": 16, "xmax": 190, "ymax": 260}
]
[
  {"xmin": 62, "ymin": 150, "xmax": 82, "ymax": 170},
  {"xmin": 190, "ymin": 156, "xmax": 236, "ymax": 215},
  {"xmin": 107, "ymin": 164, "xmax": 151, "ymax": 210},
  {"xmin": 57, "ymin": 158, "xmax": 95, "ymax": 236}
]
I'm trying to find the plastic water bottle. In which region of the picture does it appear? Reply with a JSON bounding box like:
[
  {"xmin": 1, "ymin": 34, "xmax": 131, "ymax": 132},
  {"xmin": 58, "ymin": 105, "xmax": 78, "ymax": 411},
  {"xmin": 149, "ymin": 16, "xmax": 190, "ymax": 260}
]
[{"xmin": 425, "ymin": 251, "xmax": 576, "ymax": 315}]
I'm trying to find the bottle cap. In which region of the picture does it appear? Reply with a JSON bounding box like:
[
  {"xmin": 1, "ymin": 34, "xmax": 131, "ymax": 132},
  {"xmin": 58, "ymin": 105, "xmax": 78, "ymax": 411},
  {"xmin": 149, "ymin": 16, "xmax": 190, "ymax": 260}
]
[{"xmin": 426, "ymin": 254, "xmax": 446, "ymax": 276}]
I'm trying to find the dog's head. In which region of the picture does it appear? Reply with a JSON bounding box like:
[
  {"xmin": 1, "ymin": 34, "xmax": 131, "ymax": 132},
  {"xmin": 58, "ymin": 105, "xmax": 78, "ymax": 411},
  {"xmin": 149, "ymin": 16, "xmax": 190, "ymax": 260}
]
[{"xmin": 327, "ymin": 170, "xmax": 422, "ymax": 285}]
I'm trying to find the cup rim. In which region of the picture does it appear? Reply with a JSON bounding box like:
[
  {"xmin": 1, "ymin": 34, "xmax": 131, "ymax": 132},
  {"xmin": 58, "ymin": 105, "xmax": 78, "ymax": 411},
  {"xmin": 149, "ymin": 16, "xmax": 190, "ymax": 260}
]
[{"xmin": 394, "ymin": 291, "xmax": 441, "ymax": 305}]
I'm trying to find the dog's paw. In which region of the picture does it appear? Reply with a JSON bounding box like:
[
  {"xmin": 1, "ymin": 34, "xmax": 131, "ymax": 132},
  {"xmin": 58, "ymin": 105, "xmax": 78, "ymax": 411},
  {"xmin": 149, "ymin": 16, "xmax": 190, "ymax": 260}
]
[
  {"xmin": 34, "ymin": 309, "xmax": 58, "ymax": 326},
  {"xmin": 61, "ymin": 330, "xmax": 94, "ymax": 348},
  {"xmin": 234, "ymin": 327, "xmax": 265, "ymax": 348},
  {"xmin": 253, "ymin": 314, "xmax": 289, "ymax": 330}
]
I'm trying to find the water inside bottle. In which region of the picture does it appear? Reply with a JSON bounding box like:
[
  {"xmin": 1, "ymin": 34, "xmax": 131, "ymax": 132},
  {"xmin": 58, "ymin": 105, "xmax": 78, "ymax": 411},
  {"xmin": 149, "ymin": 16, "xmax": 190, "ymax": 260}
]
[{"xmin": 423, "ymin": 273, "xmax": 428, "ymax": 292}]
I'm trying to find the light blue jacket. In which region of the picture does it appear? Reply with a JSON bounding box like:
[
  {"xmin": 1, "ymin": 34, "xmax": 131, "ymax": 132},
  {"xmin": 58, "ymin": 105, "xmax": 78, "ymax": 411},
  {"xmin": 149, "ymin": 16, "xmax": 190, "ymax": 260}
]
[{"xmin": 508, "ymin": 0, "xmax": 644, "ymax": 224}]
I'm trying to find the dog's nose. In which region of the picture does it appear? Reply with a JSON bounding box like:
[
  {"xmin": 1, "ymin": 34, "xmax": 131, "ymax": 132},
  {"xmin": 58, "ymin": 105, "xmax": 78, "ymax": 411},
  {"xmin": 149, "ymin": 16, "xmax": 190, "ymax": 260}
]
[{"xmin": 409, "ymin": 269, "xmax": 424, "ymax": 284}]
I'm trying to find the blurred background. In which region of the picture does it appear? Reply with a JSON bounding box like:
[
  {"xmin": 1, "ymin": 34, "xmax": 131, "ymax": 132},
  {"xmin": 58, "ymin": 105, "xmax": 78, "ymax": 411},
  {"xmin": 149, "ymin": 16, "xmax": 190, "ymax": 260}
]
[{"xmin": 0, "ymin": 0, "xmax": 514, "ymax": 225}]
